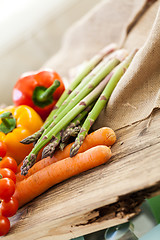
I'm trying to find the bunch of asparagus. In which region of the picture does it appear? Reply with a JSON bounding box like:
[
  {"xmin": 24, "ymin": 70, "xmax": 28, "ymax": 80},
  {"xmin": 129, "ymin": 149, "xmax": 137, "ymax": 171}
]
[{"xmin": 20, "ymin": 44, "xmax": 137, "ymax": 175}]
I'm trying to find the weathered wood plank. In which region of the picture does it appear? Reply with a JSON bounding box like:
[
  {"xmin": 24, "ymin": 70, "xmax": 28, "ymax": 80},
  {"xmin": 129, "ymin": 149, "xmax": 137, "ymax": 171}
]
[{"xmin": 6, "ymin": 109, "xmax": 160, "ymax": 240}]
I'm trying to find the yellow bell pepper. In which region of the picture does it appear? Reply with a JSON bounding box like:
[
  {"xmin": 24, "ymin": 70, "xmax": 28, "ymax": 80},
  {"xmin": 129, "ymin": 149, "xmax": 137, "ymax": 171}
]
[{"xmin": 0, "ymin": 105, "xmax": 43, "ymax": 164}]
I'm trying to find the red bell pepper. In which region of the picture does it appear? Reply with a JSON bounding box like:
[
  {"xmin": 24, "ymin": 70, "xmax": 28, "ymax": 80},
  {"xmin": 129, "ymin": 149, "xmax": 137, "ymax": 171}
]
[{"xmin": 12, "ymin": 70, "xmax": 65, "ymax": 120}]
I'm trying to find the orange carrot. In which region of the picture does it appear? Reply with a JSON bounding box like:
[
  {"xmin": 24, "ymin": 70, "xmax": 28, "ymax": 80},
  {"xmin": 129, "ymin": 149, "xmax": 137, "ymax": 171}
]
[
  {"xmin": 16, "ymin": 127, "xmax": 116, "ymax": 181},
  {"xmin": 14, "ymin": 145, "xmax": 111, "ymax": 207}
]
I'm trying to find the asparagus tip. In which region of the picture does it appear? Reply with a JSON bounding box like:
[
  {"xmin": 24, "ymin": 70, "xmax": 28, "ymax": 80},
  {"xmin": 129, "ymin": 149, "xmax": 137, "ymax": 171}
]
[
  {"xmin": 20, "ymin": 128, "xmax": 44, "ymax": 144},
  {"xmin": 42, "ymin": 147, "xmax": 51, "ymax": 159},
  {"xmin": 20, "ymin": 136, "xmax": 35, "ymax": 144},
  {"xmin": 42, "ymin": 138, "xmax": 60, "ymax": 159},
  {"xmin": 21, "ymin": 154, "xmax": 37, "ymax": 175},
  {"xmin": 70, "ymin": 142, "xmax": 81, "ymax": 157},
  {"xmin": 62, "ymin": 126, "xmax": 81, "ymax": 143}
]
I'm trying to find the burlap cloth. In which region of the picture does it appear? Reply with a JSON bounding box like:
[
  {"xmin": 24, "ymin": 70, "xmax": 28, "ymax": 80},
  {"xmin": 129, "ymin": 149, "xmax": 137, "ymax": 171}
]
[{"xmin": 43, "ymin": 0, "xmax": 160, "ymax": 130}]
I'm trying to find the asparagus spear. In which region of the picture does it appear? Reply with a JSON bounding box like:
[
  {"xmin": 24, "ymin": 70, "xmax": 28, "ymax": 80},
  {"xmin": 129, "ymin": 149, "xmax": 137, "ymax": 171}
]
[
  {"xmin": 70, "ymin": 49, "xmax": 138, "ymax": 157},
  {"xmin": 21, "ymin": 54, "xmax": 122, "ymax": 148},
  {"xmin": 21, "ymin": 69, "xmax": 115, "ymax": 175},
  {"xmin": 63, "ymin": 125, "xmax": 81, "ymax": 138},
  {"xmin": 59, "ymin": 142, "xmax": 67, "ymax": 151},
  {"xmin": 46, "ymin": 44, "xmax": 117, "ymax": 120},
  {"xmin": 58, "ymin": 48, "xmax": 127, "ymax": 141},
  {"xmin": 59, "ymin": 123, "xmax": 85, "ymax": 151},
  {"xmin": 34, "ymin": 55, "xmax": 124, "ymax": 142},
  {"xmin": 42, "ymin": 132, "xmax": 61, "ymax": 159},
  {"xmin": 49, "ymin": 48, "xmax": 119, "ymax": 121},
  {"xmin": 42, "ymin": 126, "xmax": 81, "ymax": 158},
  {"xmin": 59, "ymin": 126, "xmax": 81, "ymax": 151},
  {"xmin": 61, "ymin": 103, "xmax": 94, "ymax": 143},
  {"xmin": 21, "ymin": 43, "xmax": 117, "ymax": 144}
]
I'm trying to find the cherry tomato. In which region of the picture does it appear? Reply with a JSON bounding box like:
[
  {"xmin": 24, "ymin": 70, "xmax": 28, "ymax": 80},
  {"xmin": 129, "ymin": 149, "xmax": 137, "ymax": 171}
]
[
  {"xmin": 0, "ymin": 141, "xmax": 7, "ymax": 158},
  {"xmin": 0, "ymin": 216, "xmax": 10, "ymax": 236},
  {"xmin": 1, "ymin": 196, "xmax": 19, "ymax": 217},
  {"xmin": 0, "ymin": 156, "xmax": 17, "ymax": 173},
  {"xmin": 0, "ymin": 168, "xmax": 16, "ymax": 184},
  {"xmin": 0, "ymin": 178, "xmax": 15, "ymax": 200}
]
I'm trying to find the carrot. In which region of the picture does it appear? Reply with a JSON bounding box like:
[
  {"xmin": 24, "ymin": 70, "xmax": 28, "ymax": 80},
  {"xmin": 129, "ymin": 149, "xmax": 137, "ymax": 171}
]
[
  {"xmin": 14, "ymin": 145, "xmax": 112, "ymax": 207},
  {"xmin": 16, "ymin": 127, "xmax": 116, "ymax": 181}
]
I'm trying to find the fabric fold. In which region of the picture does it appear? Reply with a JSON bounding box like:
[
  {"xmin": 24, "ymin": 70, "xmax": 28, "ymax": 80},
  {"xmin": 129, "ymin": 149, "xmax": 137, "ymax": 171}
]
[{"xmin": 43, "ymin": 0, "xmax": 160, "ymax": 130}]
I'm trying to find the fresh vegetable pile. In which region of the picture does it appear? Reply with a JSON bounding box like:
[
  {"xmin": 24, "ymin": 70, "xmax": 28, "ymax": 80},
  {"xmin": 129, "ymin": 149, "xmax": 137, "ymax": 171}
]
[
  {"xmin": 20, "ymin": 44, "xmax": 137, "ymax": 175},
  {"xmin": 13, "ymin": 44, "xmax": 137, "ymax": 206},
  {"xmin": 0, "ymin": 43, "xmax": 137, "ymax": 236}
]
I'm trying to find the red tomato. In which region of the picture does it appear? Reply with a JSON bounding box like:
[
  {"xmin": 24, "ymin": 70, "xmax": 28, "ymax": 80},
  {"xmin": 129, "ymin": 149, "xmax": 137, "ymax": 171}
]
[
  {"xmin": 0, "ymin": 178, "xmax": 15, "ymax": 200},
  {"xmin": 0, "ymin": 141, "xmax": 7, "ymax": 158},
  {"xmin": 0, "ymin": 168, "xmax": 16, "ymax": 183},
  {"xmin": 0, "ymin": 216, "xmax": 10, "ymax": 236},
  {"xmin": 1, "ymin": 196, "xmax": 19, "ymax": 217},
  {"xmin": 0, "ymin": 156, "xmax": 17, "ymax": 173}
]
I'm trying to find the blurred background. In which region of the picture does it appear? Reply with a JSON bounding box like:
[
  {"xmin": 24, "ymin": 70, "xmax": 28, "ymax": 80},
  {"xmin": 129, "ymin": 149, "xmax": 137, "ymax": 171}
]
[{"xmin": 0, "ymin": 0, "xmax": 99, "ymax": 105}]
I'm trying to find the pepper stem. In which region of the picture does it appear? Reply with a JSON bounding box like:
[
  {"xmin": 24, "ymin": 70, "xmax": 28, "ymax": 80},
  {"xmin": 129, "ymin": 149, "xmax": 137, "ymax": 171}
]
[
  {"xmin": 0, "ymin": 112, "xmax": 12, "ymax": 127},
  {"xmin": 0, "ymin": 111, "xmax": 16, "ymax": 134},
  {"xmin": 0, "ymin": 174, "xmax": 2, "ymax": 179},
  {"xmin": 39, "ymin": 80, "xmax": 60, "ymax": 102},
  {"xmin": 32, "ymin": 80, "xmax": 60, "ymax": 108}
]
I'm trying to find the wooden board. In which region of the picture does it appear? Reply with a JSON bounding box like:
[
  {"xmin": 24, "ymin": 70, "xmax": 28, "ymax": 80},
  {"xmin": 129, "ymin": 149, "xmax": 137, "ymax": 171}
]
[{"xmin": 6, "ymin": 108, "xmax": 160, "ymax": 240}]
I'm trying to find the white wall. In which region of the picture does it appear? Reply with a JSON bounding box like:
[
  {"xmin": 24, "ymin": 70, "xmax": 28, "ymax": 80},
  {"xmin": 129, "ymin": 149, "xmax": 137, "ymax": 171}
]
[{"xmin": 0, "ymin": 0, "xmax": 100, "ymax": 105}]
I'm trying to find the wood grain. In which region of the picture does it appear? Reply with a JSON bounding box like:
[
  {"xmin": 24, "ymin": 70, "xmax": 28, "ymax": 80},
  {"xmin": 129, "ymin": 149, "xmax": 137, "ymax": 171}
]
[{"xmin": 6, "ymin": 109, "xmax": 160, "ymax": 240}]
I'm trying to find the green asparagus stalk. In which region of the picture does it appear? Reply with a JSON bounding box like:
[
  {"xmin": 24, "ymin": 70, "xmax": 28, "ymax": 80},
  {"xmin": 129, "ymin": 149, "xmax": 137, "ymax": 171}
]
[
  {"xmin": 63, "ymin": 125, "xmax": 81, "ymax": 138},
  {"xmin": 59, "ymin": 124, "xmax": 84, "ymax": 151},
  {"xmin": 42, "ymin": 132, "xmax": 61, "ymax": 159},
  {"xmin": 22, "ymin": 51, "xmax": 121, "ymax": 145},
  {"xmin": 34, "ymin": 55, "xmax": 124, "ymax": 143},
  {"xmin": 49, "ymin": 48, "xmax": 119, "ymax": 121},
  {"xmin": 70, "ymin": 49, "xmax": 138, "ymax": 157},
  {"xmin": 42, "ymin": 126, "xmax": 81, "ymax": 158},
  {"xmin": 61, "ymin": 103, "xmax": 94, "ymax": 143},
  {"xmin": 21, "ymin": 69, "xmax": 115, "ymax": 175},
  {"xmin": 21, "ymin": 43, "xmax": 117, "ymax": 144},
  {"xmin": 58, "ymin": 48, "xmax": 127, "ymax": 141},
  {"xmin": 56, "ymin": 43, "xmax": 117, "ymax": 103},
  {"xmin": 63, "ymin": 126, "xmax": 81, "ymax": 140},
  {"xmin": 59, "ymin": 142, "xmax": 67, "ymax": 151},
  {"xmin": 21, "ymin": 55, "xmax": 122, "ymax": 146},
  {"xmin": 59, "ymin": 127, "xmax": 81, "ymax": 151}
]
